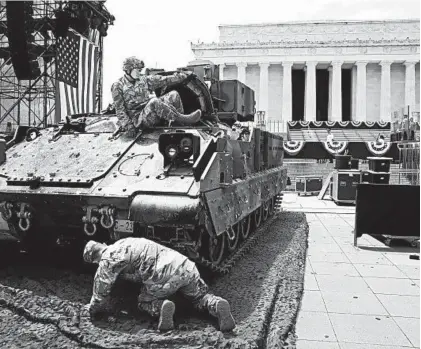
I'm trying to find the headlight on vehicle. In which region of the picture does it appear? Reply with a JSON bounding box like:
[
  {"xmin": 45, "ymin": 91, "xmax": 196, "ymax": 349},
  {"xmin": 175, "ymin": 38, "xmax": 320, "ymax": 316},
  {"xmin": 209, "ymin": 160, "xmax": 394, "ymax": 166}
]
[
  {"xmin": 159, "ymin": 131, "xmax": 200, "ymax": 167},
  {"xmin": 165, "ymin": 145, "xmax": 178, "ymax": 159},
  {"xmin": 180, "ymin": 137, "xmax": 193, "ymax": 153}
]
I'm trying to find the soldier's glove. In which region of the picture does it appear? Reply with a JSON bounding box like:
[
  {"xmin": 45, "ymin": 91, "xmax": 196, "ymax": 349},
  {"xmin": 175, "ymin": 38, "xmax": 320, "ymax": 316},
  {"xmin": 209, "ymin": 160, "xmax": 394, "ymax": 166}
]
[
  {"xmin": 175, "ymin": 72, "xmax": 188, "ymax": 80},
  {"xmin": 126, "ymin": 128, "xmax": 137, "ymax": 138},
  {"xmin": 122, "ymin": 123, "xmax": 137, "ymax": 138}
]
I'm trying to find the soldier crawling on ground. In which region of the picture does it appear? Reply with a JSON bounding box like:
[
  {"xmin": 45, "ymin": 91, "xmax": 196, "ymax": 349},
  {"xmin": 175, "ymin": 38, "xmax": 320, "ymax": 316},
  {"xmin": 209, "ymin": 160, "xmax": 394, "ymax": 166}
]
[
  {"xmin": 83, "ymin": 237, "xmax": 236, "ymax": 332},
  {"xmin": 111, "ymin": 57, "xmax": 202, "ymax": 136}
]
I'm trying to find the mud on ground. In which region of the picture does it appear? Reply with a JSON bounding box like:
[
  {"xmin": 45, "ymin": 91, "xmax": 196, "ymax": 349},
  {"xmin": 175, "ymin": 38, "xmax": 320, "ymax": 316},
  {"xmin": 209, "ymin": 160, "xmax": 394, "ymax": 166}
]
[{"xmin": 0, "ymin": 212, "xmax": 308, "ymax": 349}]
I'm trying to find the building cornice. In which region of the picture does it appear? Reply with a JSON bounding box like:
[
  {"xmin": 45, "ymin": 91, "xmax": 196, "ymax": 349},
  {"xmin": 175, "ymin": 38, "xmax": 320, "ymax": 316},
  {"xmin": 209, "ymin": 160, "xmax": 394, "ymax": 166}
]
[
  {"xmin": 218, "ymin": 19, "xmax": 420, "ymax": 28},
  {"xmin": 193, "ymin": 19, "xmax": 420, "ymax": 61},
  {"xmin": 192, "ymin": 38, "xmax": 420, "ymax": 50}
]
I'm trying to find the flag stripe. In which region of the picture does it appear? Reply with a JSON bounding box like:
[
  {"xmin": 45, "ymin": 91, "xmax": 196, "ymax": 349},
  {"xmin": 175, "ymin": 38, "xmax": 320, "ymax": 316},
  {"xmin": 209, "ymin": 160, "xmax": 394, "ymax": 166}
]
[
  {"xmin": 83, "ymin": 39, "xmax": 89, "ymax": 113},
  {"xmin": 69, "ymin": 84, "xmax": 77, "ymax": 115},
  {"xmin": 79, "ymin": 38, "xmax": 86, "ymax": 114},
  {"xmin": 92, "ymin": 47, "xmax": 99, "ymax": 113},
  {"xmin": 61, "ymin": 83, "xmax": 70, "ymax": 116},
  {"xmin": 86, "ymin": 43, "xmax": 93, "ymax": 113}
]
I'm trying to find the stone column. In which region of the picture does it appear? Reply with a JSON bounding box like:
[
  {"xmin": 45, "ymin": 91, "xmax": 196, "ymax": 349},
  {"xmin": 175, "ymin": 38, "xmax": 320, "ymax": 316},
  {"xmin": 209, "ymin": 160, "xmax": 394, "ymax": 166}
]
[
  {"xmin": 379, "ymin": 61, "xmax": 392, "ymax": 121},
  {"xmin": 219, "ymin": 63, "xmax": 225, "ymax": 81},
  {"xmin": 328, "ymin": 67, "xmax": 333, "ymax": 119},
  {"xmin": 259, "ymin": 62, "xmax": 269, "ymax": 119},
  {"xmin": 404, "ymin": 61, "xmax": 416, "ymax": 110},
  {"xmin": 304, "ymin": 61, "xmax": 317, "ymax": 121},
  {"xmin": 236, "ymin": 62, "xmax": 247, "ymax": 84},
  {"xmin": 281, "ymin": 62, "xmax": 293, "ymax": 124},
  {"xmin": 331, "ymin": 61, "xmax": 343, "ymax": 121},
  {"xmin": 351, "ymin": 65, "xmax": 357, "ymax": 120},
  {"xmin": 355, "ymin": 61, "xmax": 368, "ymax": 122}
]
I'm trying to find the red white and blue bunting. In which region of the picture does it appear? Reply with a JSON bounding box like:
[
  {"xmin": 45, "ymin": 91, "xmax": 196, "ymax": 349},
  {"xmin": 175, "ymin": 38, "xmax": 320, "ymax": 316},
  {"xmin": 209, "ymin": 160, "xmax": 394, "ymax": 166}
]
[
  {"xmin": 365, "ymin": 121, "xmax": 376, "ymax": 127},
  {"xmin": 338, "ymin": 121, "xmax": 350, "ymax": 127},
  {"xmin": 366, "ymin": 141, "xmax": 392, "ymax": 156},
  {"xmin": 287, "ymin": 121, "xmax": 391, "ymax": 130},
  {"xmin": 322, "ymin": 141, "xmax": 348, "ymax": 155},
  {"xmin": 283, "ymin": 141, "xmax": 305, "ymax": 156}
]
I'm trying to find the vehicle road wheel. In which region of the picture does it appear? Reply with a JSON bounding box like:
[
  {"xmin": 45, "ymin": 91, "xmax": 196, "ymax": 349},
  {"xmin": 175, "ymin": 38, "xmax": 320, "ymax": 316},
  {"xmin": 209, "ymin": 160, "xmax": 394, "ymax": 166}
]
[
  {"xmin": 208, "ymin": 233, "xmax": 225, "ymax": 265},
  {"xmin": 226, "ymin": 223, "xmax": 240, "ymax": 253},
  {"xmin": 240, "ymin": 215, "xmax": 251, "ymax": 240},
  {"xmin": 254, "ymin": 207, "xmax": 262, "ymax": 229}
]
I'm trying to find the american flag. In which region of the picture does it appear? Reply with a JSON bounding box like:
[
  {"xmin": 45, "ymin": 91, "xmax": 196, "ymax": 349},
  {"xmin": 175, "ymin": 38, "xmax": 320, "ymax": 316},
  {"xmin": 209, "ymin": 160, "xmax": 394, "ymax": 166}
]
[{"xmin": 55, "ymin": 30, "xmax": 100, "ymax": 120}]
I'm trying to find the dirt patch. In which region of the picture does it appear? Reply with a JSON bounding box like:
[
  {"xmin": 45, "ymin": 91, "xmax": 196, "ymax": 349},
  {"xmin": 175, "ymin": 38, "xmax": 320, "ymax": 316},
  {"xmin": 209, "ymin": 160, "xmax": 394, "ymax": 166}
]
[{"xmin": 0, "ymin": 211, "xmax": 308, "ymax": 349}]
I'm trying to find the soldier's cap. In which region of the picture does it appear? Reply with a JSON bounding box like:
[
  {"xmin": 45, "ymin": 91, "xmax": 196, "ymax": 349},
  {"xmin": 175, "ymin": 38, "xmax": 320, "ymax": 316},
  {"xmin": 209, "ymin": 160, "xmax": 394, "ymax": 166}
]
[
  {"xmin": 123, "ymin": 56, "xmax": 145, "ymax": 72},
  {"xmin": 83, "ymin": 240, "xmax": 107, "ymax": 263}
]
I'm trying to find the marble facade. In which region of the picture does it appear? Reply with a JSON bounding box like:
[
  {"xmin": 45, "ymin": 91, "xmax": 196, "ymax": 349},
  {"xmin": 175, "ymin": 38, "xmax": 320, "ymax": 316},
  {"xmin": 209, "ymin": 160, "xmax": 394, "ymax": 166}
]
[{"xmin": 191, "ymin": 19, "xmax": 420, "ymax": 132}]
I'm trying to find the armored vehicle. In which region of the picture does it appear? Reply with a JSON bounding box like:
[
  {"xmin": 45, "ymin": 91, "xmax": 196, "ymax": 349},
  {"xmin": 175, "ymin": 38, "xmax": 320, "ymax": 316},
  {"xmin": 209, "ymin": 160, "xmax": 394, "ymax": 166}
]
[{"xmin": 0, "ymin": 61, "xmax": 287, "ymax": 272}]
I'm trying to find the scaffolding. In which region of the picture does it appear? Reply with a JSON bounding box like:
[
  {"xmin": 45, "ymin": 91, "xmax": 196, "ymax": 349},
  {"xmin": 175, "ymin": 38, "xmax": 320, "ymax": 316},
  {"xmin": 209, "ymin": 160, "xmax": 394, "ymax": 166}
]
[{"xmin": 0, "ymin": 1, "xmax": 108, "ymax": 134}]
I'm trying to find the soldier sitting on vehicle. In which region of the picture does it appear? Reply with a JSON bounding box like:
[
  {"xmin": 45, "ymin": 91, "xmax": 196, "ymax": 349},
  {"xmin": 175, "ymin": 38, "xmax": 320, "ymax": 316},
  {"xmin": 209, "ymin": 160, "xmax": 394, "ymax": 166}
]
[
  {"xmin": 111, "ymin": 57, "xmax": 202, "ymax": 136},
  {"xmin": 83, "ymin": 237, "xmax": 236, "ymax": 332}
]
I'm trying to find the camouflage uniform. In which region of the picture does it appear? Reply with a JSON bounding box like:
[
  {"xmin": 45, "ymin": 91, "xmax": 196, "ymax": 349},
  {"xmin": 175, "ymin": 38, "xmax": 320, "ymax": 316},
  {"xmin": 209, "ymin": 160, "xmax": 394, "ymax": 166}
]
[
  {"xmin": 84, "ymin": 238, "xmax": 225, "ymax": 320},
  {"xmin": 111, "ymin": 74, "xmax": 187, "ymax": 133},
  {"xmin": 111, "ymin": 56, "xmax": 201, "ymax": 135}
]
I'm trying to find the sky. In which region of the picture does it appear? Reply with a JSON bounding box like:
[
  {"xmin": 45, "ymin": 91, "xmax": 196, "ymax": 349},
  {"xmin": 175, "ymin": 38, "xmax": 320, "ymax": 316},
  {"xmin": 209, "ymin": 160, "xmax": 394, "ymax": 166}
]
[{"xmin": 101, "ymin": 0, "xmax": 420, "ymax": 105}]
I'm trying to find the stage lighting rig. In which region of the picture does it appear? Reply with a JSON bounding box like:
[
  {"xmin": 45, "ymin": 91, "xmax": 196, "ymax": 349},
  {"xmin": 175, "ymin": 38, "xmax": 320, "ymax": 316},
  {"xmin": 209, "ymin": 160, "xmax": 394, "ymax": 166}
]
[{"xmin": 54, "ymin": 1, "xmax": 114, "ymax": 38}]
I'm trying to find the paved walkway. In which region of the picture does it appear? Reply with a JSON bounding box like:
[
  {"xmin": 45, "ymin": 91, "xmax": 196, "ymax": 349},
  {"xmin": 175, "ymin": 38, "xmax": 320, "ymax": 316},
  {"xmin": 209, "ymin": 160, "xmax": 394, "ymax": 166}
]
[
  {"xmin": 294, "ymin": 196, "xmax": 420, "ymax": 349},
  {"xmin": 282, "ymin": 192, "xmax": 355, "ymax": 214}
]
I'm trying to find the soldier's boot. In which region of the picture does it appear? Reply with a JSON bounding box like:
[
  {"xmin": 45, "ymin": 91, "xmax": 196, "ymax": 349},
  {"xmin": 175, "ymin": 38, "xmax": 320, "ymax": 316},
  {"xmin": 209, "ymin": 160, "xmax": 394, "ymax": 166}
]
[
  {"xmin": 203, "ymin": 295, "xmax": 236, "ymax": 332},
  {"xmin": 174, "ymin": 109, "xmax": 202, "ymax": 126},
  {"xmin": 158, "ymin": 300, "xmax": 175, "ymax": 332},
  {"xmin": 214, "ymin": 298, "xmax": 235, "ymax": 332},
  {"xmin": 157, "ymin": 102, "xmax": 202, "ymax": 126}
]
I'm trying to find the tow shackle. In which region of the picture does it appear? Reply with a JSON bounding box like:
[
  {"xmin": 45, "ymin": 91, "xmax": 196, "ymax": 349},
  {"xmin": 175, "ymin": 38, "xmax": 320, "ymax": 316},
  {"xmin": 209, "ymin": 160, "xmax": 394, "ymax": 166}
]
[
  {"xmin": 17, "ymin": 205, "xmax": 32, "ymax": 232},
  {"xmin": 99, "ymin": 207, "xmax": 115, "ymax": 229}
]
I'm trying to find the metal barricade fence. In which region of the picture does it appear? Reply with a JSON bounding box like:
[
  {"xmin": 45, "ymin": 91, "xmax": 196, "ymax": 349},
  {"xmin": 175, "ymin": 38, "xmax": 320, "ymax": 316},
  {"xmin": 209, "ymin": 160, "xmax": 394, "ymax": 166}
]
[{"xmin": 398, "ymin": 142, "xmax": 420, "ymax": 186}]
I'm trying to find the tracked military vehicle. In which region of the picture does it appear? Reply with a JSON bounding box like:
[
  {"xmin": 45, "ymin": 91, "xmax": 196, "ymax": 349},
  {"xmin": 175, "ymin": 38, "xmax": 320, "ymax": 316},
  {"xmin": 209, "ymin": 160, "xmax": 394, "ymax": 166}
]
[{"xmin": 0, "ymin": 61, "xmax": 287, "ymax": 273}]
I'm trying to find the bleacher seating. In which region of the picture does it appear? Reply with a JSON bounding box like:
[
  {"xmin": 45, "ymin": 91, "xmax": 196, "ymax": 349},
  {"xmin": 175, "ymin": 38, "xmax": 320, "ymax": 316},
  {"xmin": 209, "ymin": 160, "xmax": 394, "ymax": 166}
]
[{"xmin": 289, "ymin": 128, "xmax": 391, "ymax": 142}]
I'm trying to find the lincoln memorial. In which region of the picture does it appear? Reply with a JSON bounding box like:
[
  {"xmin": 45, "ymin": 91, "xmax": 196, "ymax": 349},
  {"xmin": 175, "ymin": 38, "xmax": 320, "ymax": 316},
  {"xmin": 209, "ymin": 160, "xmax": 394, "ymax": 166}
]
[{"xmin": 191, "ymin": 19, "xmax": 420, "ymax": 133}]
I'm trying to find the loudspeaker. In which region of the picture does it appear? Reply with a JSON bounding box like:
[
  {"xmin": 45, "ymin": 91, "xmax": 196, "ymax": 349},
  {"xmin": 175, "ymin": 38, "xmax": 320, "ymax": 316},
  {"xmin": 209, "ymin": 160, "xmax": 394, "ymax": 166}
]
[
  {"xmin": 362, "ymin": 170, "xmax": 390, "ymax": 184},
  {"xmin": 6, "ymin": 1, "xmax": 41, "ymax": 80},
  {"xmin": 331, "ymin": 170, "xmax": 361, "ymax": 203},
  {"xmin": 350, "ymin": 158, "xmax": 359, "ymax": 169},
  {"xmin": 54, "ymin": 10, "xmax": 72, "ymax": 37},
  {"xmin": 367, "ymin": 157, "xmax": 393, "ymax": 173},
  {"xmin": 334, "ymin": 155, "xmax": 351, "ymax": 170}
]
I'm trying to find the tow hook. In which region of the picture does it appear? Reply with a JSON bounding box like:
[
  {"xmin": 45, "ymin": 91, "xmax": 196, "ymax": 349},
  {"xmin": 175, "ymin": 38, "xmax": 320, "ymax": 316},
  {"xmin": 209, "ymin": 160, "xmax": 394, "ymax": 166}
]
[
  {"xmin": 99, "ymin": 206, "xmax": 116, "ymax": 229},
  {"xmin": 17, "ymin": 203, "xmax": 32, "ymax": 232},
  {"xmin": 82, "ymin": 205, "xmax": 116, "ymax": 236},
  {"xmin": 0, "ymin": 202, "xmax": 13, "ymax": 221}
]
